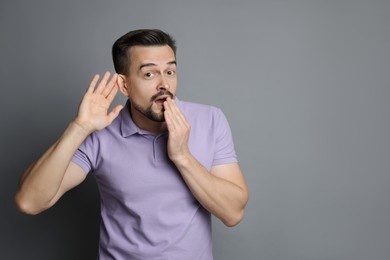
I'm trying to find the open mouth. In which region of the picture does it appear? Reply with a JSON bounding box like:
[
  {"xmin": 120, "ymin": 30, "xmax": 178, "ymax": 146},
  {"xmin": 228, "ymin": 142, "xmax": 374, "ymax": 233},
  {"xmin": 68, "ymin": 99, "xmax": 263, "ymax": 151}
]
[{"xmin": 154, "ymin": 96, "xmax": 168, "ymax": 106}]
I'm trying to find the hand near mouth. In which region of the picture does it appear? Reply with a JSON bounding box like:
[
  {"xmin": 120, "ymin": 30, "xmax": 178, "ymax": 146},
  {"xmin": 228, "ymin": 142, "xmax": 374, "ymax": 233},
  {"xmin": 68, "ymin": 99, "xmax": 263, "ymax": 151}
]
[{"xmin": 163, "ymin": 97, "xmax": 191, "ymax": 163}]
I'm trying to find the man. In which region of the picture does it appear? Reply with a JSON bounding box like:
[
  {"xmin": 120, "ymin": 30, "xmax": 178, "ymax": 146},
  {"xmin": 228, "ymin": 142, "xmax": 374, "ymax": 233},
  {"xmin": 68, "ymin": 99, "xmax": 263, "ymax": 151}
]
[{"xmin": 15, "ymin": 29, "xmax": 248, "ymax": 259}]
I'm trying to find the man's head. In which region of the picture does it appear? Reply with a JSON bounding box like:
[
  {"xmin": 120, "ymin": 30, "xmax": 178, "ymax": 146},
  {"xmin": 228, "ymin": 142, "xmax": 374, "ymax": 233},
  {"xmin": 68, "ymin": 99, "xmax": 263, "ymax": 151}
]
[
  {"xmin": 113, "ymin": 29, "xmax": 178, "ymax": 126},
  {"xmin": 112, "ymin": 29, "xmax": 176, "ymax": 76}
]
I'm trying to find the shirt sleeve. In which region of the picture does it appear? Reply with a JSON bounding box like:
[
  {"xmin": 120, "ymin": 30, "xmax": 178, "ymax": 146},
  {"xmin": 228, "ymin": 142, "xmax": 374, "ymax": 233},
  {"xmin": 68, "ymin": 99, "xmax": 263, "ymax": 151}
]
[
  {"xmin": 212, "ymin": 108, "xmax": 238, "ymax": 166},
  {"xmin": 71, "ymin": 134, "xmax": 96, "ymax": 174}
]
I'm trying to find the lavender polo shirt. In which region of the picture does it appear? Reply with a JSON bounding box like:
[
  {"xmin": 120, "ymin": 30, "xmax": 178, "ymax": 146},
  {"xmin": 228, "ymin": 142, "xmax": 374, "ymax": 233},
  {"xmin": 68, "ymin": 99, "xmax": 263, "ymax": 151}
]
[{"xmin": 71, "ymin": 98, "xmax": 238, "ymax": 260}]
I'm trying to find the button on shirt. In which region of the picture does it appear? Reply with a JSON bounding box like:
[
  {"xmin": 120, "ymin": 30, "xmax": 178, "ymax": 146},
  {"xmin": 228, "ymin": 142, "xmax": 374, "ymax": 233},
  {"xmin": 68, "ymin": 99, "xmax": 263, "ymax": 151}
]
[{"xmin": 72, "ymin": 98, "xmax": 238, "ymax": 260}]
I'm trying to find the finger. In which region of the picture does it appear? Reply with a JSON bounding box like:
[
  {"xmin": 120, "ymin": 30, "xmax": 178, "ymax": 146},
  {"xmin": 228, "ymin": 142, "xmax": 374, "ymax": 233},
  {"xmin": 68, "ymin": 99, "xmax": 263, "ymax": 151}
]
[
  {"xmin": 102, "ymin": 73, "xmax": 118, "ymax": 97},
  {"xmin": 165, "ymin": 98, "xmax": 187, "ymax": 126},
  {"xmin": 165, "ymin": 106, "xmax": 184, "ymax": 134},
  {"xmin": 169, "ymin": 98, "xmax": 187, "ymax": 123},
  {"xmin": 87, "ymin": 74, "xmax": 100, "ymax": 94},
  {"xmin": 163, "ymin": 99, "xmax": 176, "ymax": 123},
  {"xmin": 106, "ymin": 82, "xmax": 119, "ymax": 103},
  {"xmin": 164, "ymin": 101, "xmax": 177, "ymax": 131},
  {"xmin": 107, "ymin": 104, "xmax": 124, "ymax": 124},
  {"xmin": 164, "ymin": 97, "xmax": 177, "ymax": 116},
  {"xmin": 164, "ymin": 109, "xmax": 176, "ymax": 132},
  {"xmin": 95, "ymin": 71, "xmax": 111, "ymax": 93}
]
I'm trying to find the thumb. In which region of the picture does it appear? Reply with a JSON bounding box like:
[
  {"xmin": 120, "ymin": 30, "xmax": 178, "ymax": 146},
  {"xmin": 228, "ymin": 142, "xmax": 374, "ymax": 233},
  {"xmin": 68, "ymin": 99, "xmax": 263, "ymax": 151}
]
[{"xmin": 107, "ymin": 105, "xmax": 124, "ymax": 124}]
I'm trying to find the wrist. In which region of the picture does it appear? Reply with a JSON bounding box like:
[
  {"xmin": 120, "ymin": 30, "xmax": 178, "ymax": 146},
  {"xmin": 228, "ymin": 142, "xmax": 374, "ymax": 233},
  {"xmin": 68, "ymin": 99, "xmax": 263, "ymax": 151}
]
[
  {"xmin": 72, "ymin": 118, "xmax": 95, "ymax": 135},
  {"xmin": 70, "ymin": 120, "xmax": 94, "ymax": 137},
  {"xmin": 170, "ymin": 150, "xmax": 193, "ymax": 168}
]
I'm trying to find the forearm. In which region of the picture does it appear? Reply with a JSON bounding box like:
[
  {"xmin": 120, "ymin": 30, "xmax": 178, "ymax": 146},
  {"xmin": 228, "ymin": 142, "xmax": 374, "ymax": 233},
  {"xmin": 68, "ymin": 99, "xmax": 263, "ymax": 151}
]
[
  {"xmin": 173, "ymin": 154, "xmax": 248, "ymax": 227},
  {"xmin": 163, "ymin": 97, "xmax": 247, "ymax": 225},
  {"xmin": 15, "ymin": 122, "xmax": 89, "ymax": 214}
]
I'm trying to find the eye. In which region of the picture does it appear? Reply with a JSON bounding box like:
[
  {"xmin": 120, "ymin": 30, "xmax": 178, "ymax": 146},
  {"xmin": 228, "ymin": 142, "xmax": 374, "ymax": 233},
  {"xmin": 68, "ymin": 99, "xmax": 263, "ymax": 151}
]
[
  {"xmin": 167, "ymin": 70, "xmax": 176, "ymax": 76},
  {"xmin": 144, "ymin": 72, "xmax": 154, "ymax": 79}
]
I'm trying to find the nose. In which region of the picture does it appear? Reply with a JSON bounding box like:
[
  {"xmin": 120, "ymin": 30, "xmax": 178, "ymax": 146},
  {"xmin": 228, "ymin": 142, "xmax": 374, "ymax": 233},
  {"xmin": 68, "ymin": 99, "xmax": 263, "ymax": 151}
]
[{"xmin": 157, "ymin": 75, "xmax": 170, "ymax": 91}]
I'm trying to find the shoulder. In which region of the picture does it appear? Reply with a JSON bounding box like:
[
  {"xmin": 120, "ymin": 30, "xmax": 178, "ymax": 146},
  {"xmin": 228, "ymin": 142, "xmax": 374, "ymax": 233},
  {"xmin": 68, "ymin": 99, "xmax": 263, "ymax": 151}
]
[
  {"xmin": 177, "ymin": 99, "xmax": 223, "ymax": 120},
  {"xmin": 177, "ymin": 99, "xmax": 231, "ymax": 135}
]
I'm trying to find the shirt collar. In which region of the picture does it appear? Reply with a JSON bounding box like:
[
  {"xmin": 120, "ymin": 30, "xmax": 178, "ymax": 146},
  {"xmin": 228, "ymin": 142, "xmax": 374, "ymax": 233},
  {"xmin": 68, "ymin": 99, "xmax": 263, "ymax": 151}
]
[{"xmin": 120, "ymin": 100, "xmax": 140, "ymax": 137}]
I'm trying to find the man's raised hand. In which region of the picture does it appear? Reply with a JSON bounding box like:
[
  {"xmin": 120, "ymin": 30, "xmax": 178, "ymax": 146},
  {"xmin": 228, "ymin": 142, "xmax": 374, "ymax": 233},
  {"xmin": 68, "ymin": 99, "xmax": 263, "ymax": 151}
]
[{"xmin": 74, "ymin": 72, "xmax": 123, "ymax": 134}]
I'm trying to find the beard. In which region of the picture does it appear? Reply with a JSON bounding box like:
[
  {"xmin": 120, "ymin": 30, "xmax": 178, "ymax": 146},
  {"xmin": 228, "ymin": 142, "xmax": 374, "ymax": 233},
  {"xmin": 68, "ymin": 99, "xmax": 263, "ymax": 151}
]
[
  {"xmin": 130, "ymin": 90, "xmax": 174, "ymax": 122},
  {"xmin": 132, "ymin": 102, "xmax": 165, "ymax": 122}
]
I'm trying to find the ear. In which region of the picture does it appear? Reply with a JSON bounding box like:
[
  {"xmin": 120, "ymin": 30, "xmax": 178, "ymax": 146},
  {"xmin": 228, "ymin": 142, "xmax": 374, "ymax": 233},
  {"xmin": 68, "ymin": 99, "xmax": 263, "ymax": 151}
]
[{"xmin": 117, "ymin": 74, "xmax": 129, "ymax": 97}]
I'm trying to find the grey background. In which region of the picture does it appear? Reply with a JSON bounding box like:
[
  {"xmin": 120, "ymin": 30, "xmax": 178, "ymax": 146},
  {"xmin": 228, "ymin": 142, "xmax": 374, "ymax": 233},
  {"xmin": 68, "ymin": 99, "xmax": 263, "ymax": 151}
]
[{"xmin": 1, "ymin": 0, "xmax": 389, "ymax": 259}]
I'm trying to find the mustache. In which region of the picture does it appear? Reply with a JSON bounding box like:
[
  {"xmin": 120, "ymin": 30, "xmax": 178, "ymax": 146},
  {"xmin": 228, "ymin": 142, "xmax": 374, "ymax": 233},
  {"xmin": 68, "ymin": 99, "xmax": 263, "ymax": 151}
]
[{"xmin": 150, "ymin": 90, "xmax": 174, "ymax": 102}]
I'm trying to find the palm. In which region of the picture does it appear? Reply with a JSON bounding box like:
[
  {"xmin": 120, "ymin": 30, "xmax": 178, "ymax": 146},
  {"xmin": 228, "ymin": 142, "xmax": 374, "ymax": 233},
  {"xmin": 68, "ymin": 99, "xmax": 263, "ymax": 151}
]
[{"xmin": 76, "ymin": 72, "xmax": 123, "ymax": 133}]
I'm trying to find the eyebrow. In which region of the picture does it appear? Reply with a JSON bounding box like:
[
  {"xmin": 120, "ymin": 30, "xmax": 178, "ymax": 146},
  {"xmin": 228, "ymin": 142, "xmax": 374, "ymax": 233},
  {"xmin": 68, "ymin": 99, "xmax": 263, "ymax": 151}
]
[{"xmin": 138, "ymin": 60, "xmax": 177, "ymax": 71}]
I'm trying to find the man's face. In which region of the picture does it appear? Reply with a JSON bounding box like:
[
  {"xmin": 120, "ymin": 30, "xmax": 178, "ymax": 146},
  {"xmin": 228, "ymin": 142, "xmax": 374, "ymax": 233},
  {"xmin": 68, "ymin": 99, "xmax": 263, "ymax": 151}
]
[{"xmin": 120, "ymin": 45, "xmax": 177, "ymax": 122}]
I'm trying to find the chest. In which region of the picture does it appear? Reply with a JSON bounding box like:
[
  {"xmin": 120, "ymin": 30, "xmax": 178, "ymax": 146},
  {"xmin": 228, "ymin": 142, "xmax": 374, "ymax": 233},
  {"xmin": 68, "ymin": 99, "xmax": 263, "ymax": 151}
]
[{"xmin": 92, "ymin": 131, "xmax": 214, "ymax": 206}]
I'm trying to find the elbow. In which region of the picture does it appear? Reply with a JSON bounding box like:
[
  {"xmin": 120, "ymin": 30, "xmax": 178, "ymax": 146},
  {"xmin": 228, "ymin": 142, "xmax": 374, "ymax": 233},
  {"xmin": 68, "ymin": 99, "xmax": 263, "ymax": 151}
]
[
  {"xmin": 14, "ymin": 193, "xmax": 44, "ymax": 215},
  {"xmin": 222, "ymin": 192, "xmax": 249, "ymax": 227},
  {"xmin": 222, "ymin": 209, "xmax": 245, "ymax": 227}
]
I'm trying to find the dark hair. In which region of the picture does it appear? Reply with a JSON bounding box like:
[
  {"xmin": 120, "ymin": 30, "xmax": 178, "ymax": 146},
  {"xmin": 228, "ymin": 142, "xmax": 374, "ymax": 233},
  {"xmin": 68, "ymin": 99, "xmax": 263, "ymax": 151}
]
[{"xmin": 112, "ymin": 29, "xmax": 177, "ymax": 75}]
